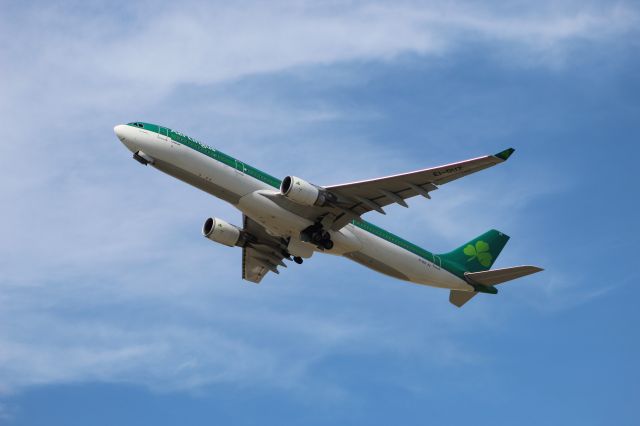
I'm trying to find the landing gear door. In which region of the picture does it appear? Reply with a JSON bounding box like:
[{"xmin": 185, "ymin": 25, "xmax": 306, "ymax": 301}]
[{"xmin": 157, "ymin": 126, "xmax": 169, "ymax": 141}]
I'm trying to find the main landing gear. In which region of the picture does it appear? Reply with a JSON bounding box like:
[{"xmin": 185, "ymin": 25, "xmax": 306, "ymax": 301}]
[{"xmin": 300, "ymin": 223, "xmax": 334, "ymax": 250}]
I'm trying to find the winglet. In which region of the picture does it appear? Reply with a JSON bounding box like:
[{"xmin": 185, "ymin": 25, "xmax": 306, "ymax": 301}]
[{"xmin": 494, "ymin": 147, "xmax": 515, "ymax": 161}]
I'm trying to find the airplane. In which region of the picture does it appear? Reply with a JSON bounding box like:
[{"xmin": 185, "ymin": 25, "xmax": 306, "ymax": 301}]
[{"xmin": 114, "ymin": 122, "xmax": 542, "ymax": 307}]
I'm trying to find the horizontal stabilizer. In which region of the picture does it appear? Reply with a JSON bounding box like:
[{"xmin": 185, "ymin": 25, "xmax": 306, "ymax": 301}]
[
  {"xmin": 465, "ymin": 265, "xmax": 543, "ymax": 285},
  {"xmin": 449, "ymin": 290, "xmax": 477, "ymax": 307}
]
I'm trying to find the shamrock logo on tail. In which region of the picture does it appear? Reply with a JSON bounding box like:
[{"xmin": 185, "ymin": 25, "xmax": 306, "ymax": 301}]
[{"xmin": 463, "ymin": 240, "xmax": 493, "ymax": 267}]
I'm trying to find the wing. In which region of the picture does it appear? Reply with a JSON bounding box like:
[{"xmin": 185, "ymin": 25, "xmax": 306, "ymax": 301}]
[
  {"xmin": 324, "ymin": 148, "xmax": 515, "ymax": 219},
  {"xmin": 242, "ymin": 215, "xmax": 290, "ymax": 283},
  {"xmin": 261, "ymin": 148, "xmax": 515, "ymax": 231}
]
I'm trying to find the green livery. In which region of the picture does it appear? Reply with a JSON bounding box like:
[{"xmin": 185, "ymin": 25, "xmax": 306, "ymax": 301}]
[
  {"xmin": 116, "ymin": 121, "xmax": 543, "ymax": 307},
  {"xmin": 439, "ymin": 230, "xmax": 510, "ymax": 273}
]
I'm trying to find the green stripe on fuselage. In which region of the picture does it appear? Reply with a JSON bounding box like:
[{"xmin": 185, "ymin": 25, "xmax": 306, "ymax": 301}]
[
  {"xmin": 129, "ymin": 122, "xmax": 467, "ymax": 279},
  {"xmin": 128, "ymin": 122, "xmax": 281, "ymax": 188}
]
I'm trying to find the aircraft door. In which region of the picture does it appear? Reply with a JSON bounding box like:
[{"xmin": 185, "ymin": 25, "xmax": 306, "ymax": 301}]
[
  {"xmin": 235, "ymin": 159, "xmax": 246, "ymax": 174},
  {"xmin": 157, "ymin": 126, "xmax": 169, "ymax": 141}
]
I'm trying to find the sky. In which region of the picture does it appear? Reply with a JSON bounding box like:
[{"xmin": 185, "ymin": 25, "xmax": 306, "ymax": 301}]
[{"xmin": 0, "ymin": 0, "xmax": 639, "ymax": 424}]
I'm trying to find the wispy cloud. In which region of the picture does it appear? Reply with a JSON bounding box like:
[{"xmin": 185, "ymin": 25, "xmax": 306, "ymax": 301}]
[
  {"xmin": 1, "ymin": 1, "xmax": 636, "ymax": 114},
  {"xmin": 512, "ymin": 273, "xmax": 614, "ymax": 312},
  {"xmin": 0, "ymin": 263, "xmax": 484, "ymax": 395}
]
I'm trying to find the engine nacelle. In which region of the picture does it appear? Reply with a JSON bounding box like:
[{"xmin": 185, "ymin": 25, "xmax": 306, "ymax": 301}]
[
  {"xmin": 280, "ymin": 176, "xmax": 330, "ymax": 206},
  {"xmin": 202, "ymin": 217, "xmax": 241, "ymax": 247}
]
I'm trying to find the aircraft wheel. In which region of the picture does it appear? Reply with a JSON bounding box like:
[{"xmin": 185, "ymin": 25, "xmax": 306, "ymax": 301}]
[
  {"xmin": 322, "ymin": 239, "xmax": 334, "ymax": 250},
  {"xmin": 293, "ymin": 256, "xmax": 303, "ymax": 264}
]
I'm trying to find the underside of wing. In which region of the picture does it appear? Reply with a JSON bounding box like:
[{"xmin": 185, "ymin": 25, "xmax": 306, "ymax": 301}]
[
  {"xmin": 242, "ymin": 215, "xmax": 290, "ymax": 283},
  {"xmin": 464, "ymin": 265, "xmax": 544, "ymax": 286},
  {"xmin": 243, "ymin": 246, "xmax": 279, "ymax": 283},
  {"xmin": 256, "ymin": 148, "xmax": 515, "ymax": 234},
  {"xmin": 324, "ymin": 148, "xmax": 515, "ymax": 220}
]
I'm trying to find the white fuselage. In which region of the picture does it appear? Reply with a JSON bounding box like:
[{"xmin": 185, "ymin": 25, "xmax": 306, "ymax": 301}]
[{"xmin": 114, "ymin": 124, "xmax": 473, "ymax": 291}]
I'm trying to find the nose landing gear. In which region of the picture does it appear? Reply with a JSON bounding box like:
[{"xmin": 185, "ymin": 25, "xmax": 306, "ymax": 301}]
[{"xmin": 133, "ymin": 151, "xmax": 154, "ymax": 166}]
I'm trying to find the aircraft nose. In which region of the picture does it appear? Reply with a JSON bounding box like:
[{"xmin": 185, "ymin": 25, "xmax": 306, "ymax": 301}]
[
  {"xmin": 114, "ymin": 124, "xmax": 127, "ymax": 140},
  {"xmin": 114, "ymin": 124, "xmax": 137, "ymax": 152}
]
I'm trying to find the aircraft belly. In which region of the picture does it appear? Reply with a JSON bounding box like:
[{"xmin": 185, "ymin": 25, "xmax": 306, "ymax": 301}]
[
  {"xmin": 169, "ymin": 144, "xmax": 259, "ymax": 198},
  {"xmin": 324, "ymin": 226, "xmax": 363, "ymax": 255},
  {"xmin": 343, "ymin": 251, "xmax": 411, "ymax": 281},
  {"xmin": 237, "ymin": 191, "xmax": 364, "ymax": 255},
  {"xmin": 140, "ymin": 135, "xmax": 267, "ymax": 202},
  {"xmin": 350, "ymin": 228, "xmax": 426, "ymax": 284},
  {"xmin": 347, "ymin": 226, "xmax": 472, "ymax": 290},
  {"xmin": 425, "ymin": 266, "xmax": 473, "ymax": 290},
  {"xmin": 238, "ymin": 190, "xmax": 314, "ymax": 237},
  {"xmin": 151, "ymin": 159, "xmax": 241, "ymax": 204}
]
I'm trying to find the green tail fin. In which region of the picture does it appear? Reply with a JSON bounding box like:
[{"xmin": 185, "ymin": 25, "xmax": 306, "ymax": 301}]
[{"xmin": 439, "ymin": 230, "xmax": 510, "ymax": 273}]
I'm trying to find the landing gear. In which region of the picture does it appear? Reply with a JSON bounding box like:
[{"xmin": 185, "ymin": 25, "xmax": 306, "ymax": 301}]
[
  {"xmin": 301, "ymin": 223, "xmax": 334, "ymax": 251},
  {"xmin": 293, "ymin": 256, "xmax": 304, "ymax": 264},
  {"xmin": 311, "ymin": 231, "xmax": 330, "ymax": 244},
  {"xmin": 133, "ymin": 151, "xmax": 154, "ymax": 166},
  {"xmin": 321, "ymin": 239, "xmax": 334, "ymax": 250}
]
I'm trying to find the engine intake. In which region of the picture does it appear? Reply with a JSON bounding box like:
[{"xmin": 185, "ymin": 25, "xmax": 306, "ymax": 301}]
[
  {"xmin": 202, "ymin": 217, "xmax": 242, "ymax": 247},
  {"xmin": 280, "ymin": 176, "xmax": 331, "ymax": 206}
]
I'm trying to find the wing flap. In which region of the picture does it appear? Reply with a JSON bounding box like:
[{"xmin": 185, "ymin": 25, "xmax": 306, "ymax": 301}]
[
  {"xmin": 241, "ymin": 215, "xmax": 290, "ymax": 283},
  {"xmin": 242, "ymin": 247, "xmax": 269, "ymax": 283}
]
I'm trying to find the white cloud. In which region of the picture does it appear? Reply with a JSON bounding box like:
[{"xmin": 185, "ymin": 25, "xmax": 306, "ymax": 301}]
[
  {"xmin": 1, "ymin": 0, "xmax": 636, "ymax": 115},
  {"xmin": 0, "ymin": 261, "xmax": 484, "ymax": 395}
]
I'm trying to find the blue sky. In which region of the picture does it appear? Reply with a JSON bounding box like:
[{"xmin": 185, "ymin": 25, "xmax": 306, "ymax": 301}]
[{"xmin": 0, "ymin": 1, "xmax": 639, "ymax": 424}]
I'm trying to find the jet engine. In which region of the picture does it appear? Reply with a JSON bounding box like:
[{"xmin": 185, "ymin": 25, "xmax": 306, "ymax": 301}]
[
  {"xmin": 202, "ymin": 217, "xmax": 243, "ymax": 247},
  {"xmin": 280, "ymin": 176, "xmax": 332, "ymax": 207}
]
